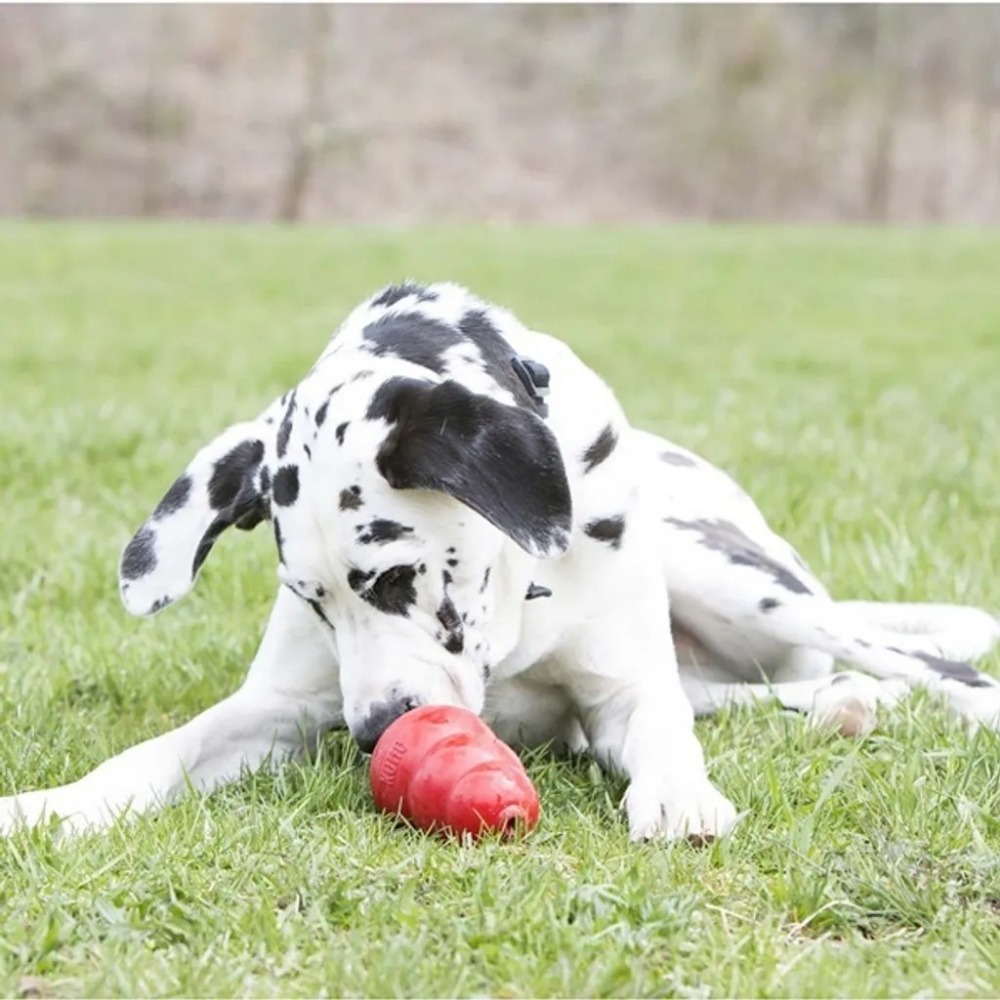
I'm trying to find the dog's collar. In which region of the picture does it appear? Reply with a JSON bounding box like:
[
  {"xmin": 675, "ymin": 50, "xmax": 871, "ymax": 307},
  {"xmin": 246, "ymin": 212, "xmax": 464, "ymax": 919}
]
[{"xmin": 510, "ymin": 355, "xmax": 550, "ymax": 417}]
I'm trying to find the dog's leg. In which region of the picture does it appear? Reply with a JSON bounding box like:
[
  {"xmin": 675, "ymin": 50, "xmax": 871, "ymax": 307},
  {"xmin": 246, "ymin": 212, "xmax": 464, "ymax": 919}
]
[
  {"xmin": 661, "ymin": 520, "xmax": 1000, "ymax": 729},
  {"xmin": 837, "ymin": 601, "xmax": 1000, "ymax": 663},
  {"xmin": 484, "ymin": 677, "xmax": 587, "ymax": 755},
  {"xmin": 681, "ymin": 670, "xmax": 907, "ymax": 738},
  {"xmin": 731, "ymin": 598, "xmax": 1000, "ymax": 729},
  {"xmin": 555, "ymin": 569, "xmax": 737, "ymax": 844},
  {"xmin": 0, "ymin": 587, "xmax": 342, "ymax": 835},
  {"xmin": 678, "ymin": 588, "xmax": 1000, "ymax": 729},
  {"xmin": 675, "ymin": 625, "xmax": 905, "ymax": 736}
]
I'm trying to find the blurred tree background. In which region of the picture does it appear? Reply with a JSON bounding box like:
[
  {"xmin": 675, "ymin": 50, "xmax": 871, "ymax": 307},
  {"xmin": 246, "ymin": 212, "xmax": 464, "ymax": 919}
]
[{"xmin": 2, "ymin": 3, "xmax": 1000, "ymax": 223}]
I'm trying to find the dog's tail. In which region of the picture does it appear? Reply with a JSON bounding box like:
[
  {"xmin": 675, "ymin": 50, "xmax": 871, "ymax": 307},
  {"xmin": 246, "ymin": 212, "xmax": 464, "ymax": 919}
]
[{"xmin": 750, "ymin": 599, "xmax": 1000, "ymax": 728}]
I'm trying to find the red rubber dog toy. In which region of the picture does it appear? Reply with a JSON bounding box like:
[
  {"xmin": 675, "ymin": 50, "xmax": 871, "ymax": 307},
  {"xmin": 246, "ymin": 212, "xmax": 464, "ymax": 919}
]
[{"xmin": 369, "ymin": 705, "xmax": 540, "ymax": 839}]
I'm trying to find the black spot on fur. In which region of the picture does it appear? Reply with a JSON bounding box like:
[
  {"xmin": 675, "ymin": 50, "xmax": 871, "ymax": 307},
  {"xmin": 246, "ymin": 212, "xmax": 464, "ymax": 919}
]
[
  {"xmin": 273, "ymin": 518, "xmax": 285, "ymax": 563},
  {"xmin": 348, "ymin": 567, "xmax": 375, "ymax": 593},
  {"xmin": 277, "ymin": 392, "xmax": 296, "ymax": 459},
  {"xmin": 315, "ymin": 399, "xmax": 330, "ymax": 428},
  {"xmin": 830, "ymin": 673, "xmax": 852, "ymax": 686},
  {"xmin": 363, "ymin": 312, "xmax": 462, "ymax": 375},
  {"xmin": 231, "ymin": 483, "xmax": 269, "ymax": 532},
  {"xmin": 664, "ymin": 517, "xmax": 813, "ymax": 595},
  {"xmin": 526, "ymin": 582, "xmax": 552, "ymax": 600},
  {"xmin": 759, "ymin": 597, "xmax": 781, "ymax": 612},
  {"xmin": 208, "ymin": 439, "xmax": 265, "ymax": 511},
  {"xmin": 184, "ymin": 438, "xmax": 271, "ymax": 571},
  {"xmin": 356, "ymin": 519, "xmax": 414, "ymax": 545},
  {"xmin": 446, "ymin": 547, "xmax": 456, "ymax": 555},
  {"xmin": 582, "ymin": 425, "xmax": 618, "ymax": 473},
  {"xmin": 153, "ymin": 475, "xmax": 192, "ymax": 520},
  {"xmin": 909, "ymin": 650, "xmax": 994, "ymax": 688},
  {"xmin": 436, "ymin": 592, "xmax": 464, "ymax": 654},
  {"xmin": 372, "ymin": 282, "xmax": 438, "ymax": 308},
  {"xmin": 121, "ymin": 525, "xmax": 157, "ymax": 580},
  {"xmin": 352, "ymin": 565, "xmax": 417, "ymax": 617},
  {"xmin": 457, "ymin": 310, "xmax": 540, "ymax": 410},
  {"xmin": 584, "ymin": 515, "xmax": 626, "ymax": 550},
  {"xmin": 335, "ymin": 421, "xmax": 349, "ymax": 445},
  {"xmin": 480, "ymin": 567, "xmax": 491, "ymax": 593},
  {"xmin": 442, "ymin": 569, "xmax": 453, "ymax": 586},
  {"xmin": 259, "ymin": 466, "xmax": 271, "ymax": 495},
  {"xmin": 272, "ymin": 465, "xmax": 300, "ymax": 507},
  {"xmin": 660, "ymin": 450, "xmax": 698, "ymax": 468},
  {"xmin": 447, "ymin": 557, "xmax": 459, "ymax": 568},
  {"xmin": 303, "ymin": 443, "xmax": 311, "ymax": 460},
  {"xmin": 191, "ymin": 520, "xmax": 227, "ymax": 576},
  {"xmin": 366, "ymin": 377, "xmax": 411, "ymax": 422},
  {"xmin": 339, "ymin": 485, "xmax": 363, "ymax": 511},
  {"xmin": 148, "ymin": 596, "xmax": 169, "ymax": 614}
]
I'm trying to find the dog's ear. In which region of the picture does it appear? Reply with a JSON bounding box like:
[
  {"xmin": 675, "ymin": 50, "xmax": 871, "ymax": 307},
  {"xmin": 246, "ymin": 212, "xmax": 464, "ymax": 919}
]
[
  {"xmin": 119, "ymin": 420, "xmax": 271, "ymax": 617},
  {"xmin": 372, "ymin": 378, "xmax": 572, "ymax": 558}
]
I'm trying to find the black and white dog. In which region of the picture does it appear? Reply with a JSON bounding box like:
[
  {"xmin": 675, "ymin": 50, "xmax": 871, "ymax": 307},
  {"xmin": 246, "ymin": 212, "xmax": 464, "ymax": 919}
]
[{"xmin": 3, "ymin": 282, "xmax": 998, "ymax": 841}]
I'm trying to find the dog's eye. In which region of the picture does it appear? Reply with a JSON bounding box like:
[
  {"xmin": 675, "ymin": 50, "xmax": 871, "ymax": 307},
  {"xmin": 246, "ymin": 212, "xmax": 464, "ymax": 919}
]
[
  {"xmin": 373, "ymin": 565, "xmax": 409, "ymax": 591},
  {"xmin": 354, "ymin": 564, "xmax": 418, "ymax": 616},
  {"xmin": 373, "ymin": 566, "xmax": 413, "ymax": 587}
]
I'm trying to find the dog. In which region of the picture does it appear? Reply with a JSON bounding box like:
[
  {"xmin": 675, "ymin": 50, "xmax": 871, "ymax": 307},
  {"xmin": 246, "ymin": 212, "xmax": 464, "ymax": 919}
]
[{"xmin": 2, "ymin": 280, "xmax": 998, "ymax": 841}]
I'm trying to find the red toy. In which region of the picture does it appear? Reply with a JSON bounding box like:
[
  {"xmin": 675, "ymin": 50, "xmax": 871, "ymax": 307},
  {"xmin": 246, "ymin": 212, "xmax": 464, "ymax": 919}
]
[{"xmin": 369, "ymin": 704, "xmax": 540, "ymax": 839}]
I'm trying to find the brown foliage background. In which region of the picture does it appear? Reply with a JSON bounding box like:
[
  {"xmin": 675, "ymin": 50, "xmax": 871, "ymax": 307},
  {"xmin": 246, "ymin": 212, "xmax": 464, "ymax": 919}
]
[{"xmin": 3, "ymin": 4, "xmax": 1000, "ymax": 223}]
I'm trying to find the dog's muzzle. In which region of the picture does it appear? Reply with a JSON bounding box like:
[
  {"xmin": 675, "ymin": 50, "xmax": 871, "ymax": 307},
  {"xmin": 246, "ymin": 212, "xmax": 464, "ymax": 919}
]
[{"xmin": 353, "ymin": 695, "xmax": 420, "ymax": 754}]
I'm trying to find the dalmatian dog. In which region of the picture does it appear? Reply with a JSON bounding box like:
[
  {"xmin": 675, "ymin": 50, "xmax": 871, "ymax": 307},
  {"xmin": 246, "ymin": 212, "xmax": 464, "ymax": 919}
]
[{"xmin": 2, "ymin": 281, "xmax": 998, "ymax": 842}]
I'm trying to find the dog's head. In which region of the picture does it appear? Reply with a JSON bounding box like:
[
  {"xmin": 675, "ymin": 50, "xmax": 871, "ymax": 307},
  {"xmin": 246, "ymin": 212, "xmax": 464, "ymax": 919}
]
[{"xmin": 119, "ymin": 288, "xmax": 573, "ymax": 751}]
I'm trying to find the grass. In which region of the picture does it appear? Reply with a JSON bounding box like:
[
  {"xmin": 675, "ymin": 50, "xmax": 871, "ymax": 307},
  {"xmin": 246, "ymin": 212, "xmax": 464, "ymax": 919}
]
[{"xmin": 0, "ymin": 223, "xmax": 999, "ymax": 998}]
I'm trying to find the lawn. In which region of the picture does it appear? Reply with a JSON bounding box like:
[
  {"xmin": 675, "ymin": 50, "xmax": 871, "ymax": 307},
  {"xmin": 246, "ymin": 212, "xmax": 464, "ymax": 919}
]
[{"xmin": 0, "ymin": 224, "xmax": 998, "ymax": 998}]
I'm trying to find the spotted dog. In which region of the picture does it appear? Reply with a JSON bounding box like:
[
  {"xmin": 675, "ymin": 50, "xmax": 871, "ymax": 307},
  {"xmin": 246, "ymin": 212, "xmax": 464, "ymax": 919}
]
[{"xmin": 3, "ymin": 282, "xmax": 999, "ymax": 841}]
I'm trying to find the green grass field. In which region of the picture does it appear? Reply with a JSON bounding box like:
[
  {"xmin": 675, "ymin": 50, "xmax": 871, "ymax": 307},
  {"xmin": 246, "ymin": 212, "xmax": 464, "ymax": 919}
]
[{"xmin": 1, "ymin": 224, "xmax": 998, "ymax": 998}]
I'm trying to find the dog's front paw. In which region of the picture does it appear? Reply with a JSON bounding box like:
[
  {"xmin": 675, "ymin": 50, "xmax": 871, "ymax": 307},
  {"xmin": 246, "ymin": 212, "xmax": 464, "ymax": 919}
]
[
  {"xmin": 0, "ymin": 789, "xmax": 99, "ymax": 838},
  {"xmin": 0, "ymin": 792, "xmax": 48, "ymax": 836},
  {"xmin": 624, "ymin": 776, "xmax": 738, "ymax": 845}
]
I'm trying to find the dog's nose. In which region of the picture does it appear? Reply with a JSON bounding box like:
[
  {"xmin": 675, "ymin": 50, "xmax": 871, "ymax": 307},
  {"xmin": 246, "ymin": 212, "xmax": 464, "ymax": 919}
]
[{"xmin": 353, "ymin": 697, "xmax": 418, "ymax": 754}]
